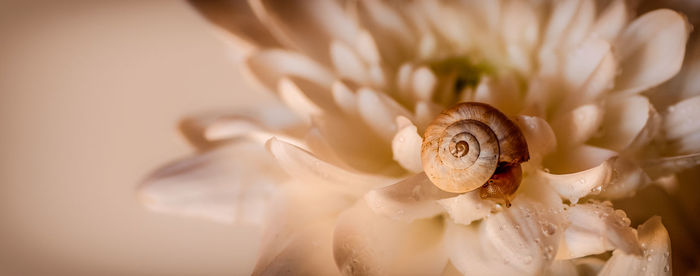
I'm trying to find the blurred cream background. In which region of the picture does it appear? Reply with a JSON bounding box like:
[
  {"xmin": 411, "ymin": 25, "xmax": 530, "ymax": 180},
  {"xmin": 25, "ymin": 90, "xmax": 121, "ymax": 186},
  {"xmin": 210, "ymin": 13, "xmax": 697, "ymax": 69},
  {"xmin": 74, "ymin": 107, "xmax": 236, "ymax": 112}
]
[{"xmin": 0, "ymin": 1, "xmax": 271, "ymax": 275}]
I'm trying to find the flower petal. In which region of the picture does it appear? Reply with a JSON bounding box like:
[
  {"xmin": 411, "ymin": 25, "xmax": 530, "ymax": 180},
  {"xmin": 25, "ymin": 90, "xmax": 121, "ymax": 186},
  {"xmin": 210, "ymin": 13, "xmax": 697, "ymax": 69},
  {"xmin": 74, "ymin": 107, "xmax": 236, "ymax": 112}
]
[
  {"xmin": 330, "ymin": 40, "xmax": 369, "ymax": 83},
  {"xmin": 598, "ymin": 157, "xmax": 651, "ymax": 199},
  {"xmin": 598, "ymin": 216, "xmax": 672, "ymax": 276},
  {"xmin": 551, "ymin": 104, "xmax": 603, "ymax": 149},
  {"xmin": 249, "ymin": 0, "xmax": 357, "ymax": 65},
  {"xmin": 333, "ymin": 199, "xmax": 448, "ymax": 275},
  {"xmin": 254, "ymin": 218, "xmax": 340, "ymax": 276},
  {"xmin": 438, "ymin": 191, "xmax": 496, "ymax": 226},
  {"xmin": 266, "ymin": 137, "xmax": 395, "ymax": 197},
  {"xmin": 589, "ymin": 0, "xmax": 628, "ymax": 42},
  {"xmin": 357, "ymin": 88, "xmax": 414, "ymax": 142},
  {"xmin": 447, "ymin": 198, "xmax": 566, "ymax": 275},
  {"xmin": 514, "ymin": 115, "xmax": 557, "ymax": 161},
  {"xmin": 188, "ymin": 0, "xmax": 280, "ymax": 51},
  {"xmin": 365, "ymin": 172, "xmax": 454, "ymax": 222},
  {"xmin": 614, "ymin": 9, "xmax": 690, "ymax": 95},
  {"xmin": 538, "ymin": 158, "xmax": 614, "ymax": 204},
  {"xmin": 311, "ymin": 113, "xmax": 395, "ymax": 173},
  {"xmin": 642, "ymin": 152, "xmax": 700, "ymax": 179},
  {"xmin": 244, "ymin": 49, "xmax": 334, "ymax": 92},
  {"xmin": 663, "ymin": 95, "xmax": 700, "ymax": 154},
  {"xmin": 391, "ymin": 117, "xmax": 423, "ymax": 173},
  {"xmin": 138, "ymin": 140, "xmax": 284, "ymax": 224},
  {"xmin": 590, "ymin": 95, "xmax": 652, "ymax": 152},
  {"xmin": 557, "ymin": 203, "xmax": 642, "ymax": 260},
  {"xmin": 253, "ymin": 183, "xmax": 350, "ymax": 275}
]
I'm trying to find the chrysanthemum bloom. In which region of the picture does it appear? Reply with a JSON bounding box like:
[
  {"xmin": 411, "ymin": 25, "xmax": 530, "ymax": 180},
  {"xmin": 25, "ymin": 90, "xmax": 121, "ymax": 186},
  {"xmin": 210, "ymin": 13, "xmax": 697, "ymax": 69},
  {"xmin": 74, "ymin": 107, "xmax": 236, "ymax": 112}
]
[{"xmin": 140, "ymin": 0, "xmax": 700, "ymax": 274}]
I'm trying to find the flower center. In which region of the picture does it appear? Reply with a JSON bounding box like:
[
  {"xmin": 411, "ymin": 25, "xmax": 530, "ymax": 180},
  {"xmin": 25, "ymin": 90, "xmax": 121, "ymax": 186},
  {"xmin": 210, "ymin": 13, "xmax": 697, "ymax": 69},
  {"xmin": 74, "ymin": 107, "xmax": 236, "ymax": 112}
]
[{"xmin": 429, "ymin": 56, "xmax": 492, "ymax": 105}]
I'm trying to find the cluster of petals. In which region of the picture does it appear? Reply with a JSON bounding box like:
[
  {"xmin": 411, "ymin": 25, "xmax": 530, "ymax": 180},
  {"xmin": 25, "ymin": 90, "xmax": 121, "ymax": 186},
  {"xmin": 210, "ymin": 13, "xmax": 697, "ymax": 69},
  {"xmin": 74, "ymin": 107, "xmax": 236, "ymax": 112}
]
[{"xmin": 139, "ymin": 0, "xmax": 700, "ymax": 275}]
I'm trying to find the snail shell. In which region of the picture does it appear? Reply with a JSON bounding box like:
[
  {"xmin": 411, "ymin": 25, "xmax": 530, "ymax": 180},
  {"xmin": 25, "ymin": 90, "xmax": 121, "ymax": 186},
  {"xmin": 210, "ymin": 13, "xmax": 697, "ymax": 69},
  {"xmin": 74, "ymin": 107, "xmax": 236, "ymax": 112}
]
[{"xmin": 421, "ymin": 102, "xmax": 529, "ymax": 195}]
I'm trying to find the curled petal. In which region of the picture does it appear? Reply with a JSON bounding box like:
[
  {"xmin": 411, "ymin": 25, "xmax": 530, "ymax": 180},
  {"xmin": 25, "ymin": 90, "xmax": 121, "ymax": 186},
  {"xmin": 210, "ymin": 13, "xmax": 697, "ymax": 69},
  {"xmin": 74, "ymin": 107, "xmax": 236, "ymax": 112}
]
[
  {"xmin": 333, "ymin": 199, "xmax": 448, "ymax": 275},
  {"xmin": 614, "ymin": 9, "xmax": 690, "ymax": 95},
  {"xmin": 557, "ymin": 203, "xmax": 642, "ymax": 260},
  {"xmin": 365, "ymin": 173, "xmax": 454, "ymax": 222},
  {"xmin": 438, "ymin": 191, "xmax": 496, "ymax": 226},
  {"xmin": 447, "ymin": 198, "xmax": 566, "ymax": 275},
  {"xmin": 138, "ymin": 140, "xmax": 284, "ymax": 224},
  {"xmin": 244, "ymin": 49, "xmax": 334, "ymax": 92},
  {"xmin": 598, "ymin": 217, "xmax": 672, "ymax": 276},
  {"xmin": 266, "ymin": 138, "xmax": 396, "ymax": 196},
  {"xmin": 538, "ymin": 158, "xmax": 614, "ymax": 204},
  {"xmin": 391, "ymin": 117, "xmax": 423, "ymax": 173}
]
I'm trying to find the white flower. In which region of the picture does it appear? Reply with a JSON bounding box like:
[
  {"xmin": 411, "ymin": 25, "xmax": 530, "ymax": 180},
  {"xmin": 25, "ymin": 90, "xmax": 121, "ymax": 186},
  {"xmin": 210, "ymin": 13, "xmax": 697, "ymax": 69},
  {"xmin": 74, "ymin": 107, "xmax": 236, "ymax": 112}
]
[{"xmin": 139, "ymin": 0, "xmax": 700, "ymax": 275}]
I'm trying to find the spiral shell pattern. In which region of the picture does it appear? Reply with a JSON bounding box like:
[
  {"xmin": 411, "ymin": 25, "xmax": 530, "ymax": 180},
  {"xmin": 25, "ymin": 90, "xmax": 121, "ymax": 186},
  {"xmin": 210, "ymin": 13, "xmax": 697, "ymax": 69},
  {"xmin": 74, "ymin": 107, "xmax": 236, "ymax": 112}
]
[{"xmin": 421, "ymin": 102, "xmax": 529, "ymax": 193}]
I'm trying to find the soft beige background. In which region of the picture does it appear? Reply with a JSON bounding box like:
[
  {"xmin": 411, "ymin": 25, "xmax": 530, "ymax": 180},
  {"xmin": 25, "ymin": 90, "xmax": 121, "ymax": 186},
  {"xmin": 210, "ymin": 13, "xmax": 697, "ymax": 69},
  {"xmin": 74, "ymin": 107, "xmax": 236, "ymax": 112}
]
[{"xmin": 0, "ymin": 1, "xmax": 271, "ymax": 275}]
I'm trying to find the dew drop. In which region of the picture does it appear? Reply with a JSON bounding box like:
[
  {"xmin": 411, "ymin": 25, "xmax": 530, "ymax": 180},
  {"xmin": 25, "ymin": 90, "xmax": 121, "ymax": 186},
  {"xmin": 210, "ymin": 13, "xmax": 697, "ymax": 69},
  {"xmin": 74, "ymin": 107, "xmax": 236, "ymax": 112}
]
[
  {"xmin": 543, "ymin": 168, "xmax": 550, "ymax": 173},
  {"xmin": 541, "ymin": 222, "xmax": 557, "ymax": 236},
  {"xmin": 664, "ymin": 264, "xmax": 670, "ymax": 272},
  {"xmin": 590, "ymin": 185, "xmax": 602, "ymax": 193},
  {"xmin": 524, "ymin": 255, "xmax": 533, "ymax": 264}
]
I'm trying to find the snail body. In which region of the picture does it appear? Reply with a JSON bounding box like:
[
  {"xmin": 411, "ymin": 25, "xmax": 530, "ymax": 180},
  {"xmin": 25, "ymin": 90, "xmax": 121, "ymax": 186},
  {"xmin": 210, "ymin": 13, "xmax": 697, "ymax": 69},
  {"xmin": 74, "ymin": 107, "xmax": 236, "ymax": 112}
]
[{"xmin": 421, "ymin": 102, "xmax": 529, "ymax": 207}]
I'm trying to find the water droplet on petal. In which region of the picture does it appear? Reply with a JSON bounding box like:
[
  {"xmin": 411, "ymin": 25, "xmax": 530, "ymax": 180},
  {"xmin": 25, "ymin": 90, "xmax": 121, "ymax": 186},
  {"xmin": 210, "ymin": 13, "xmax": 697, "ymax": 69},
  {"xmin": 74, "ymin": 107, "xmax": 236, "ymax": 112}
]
[{"xmin": 664, "ymin": 264, "xmax": 670, "ymax": 272}]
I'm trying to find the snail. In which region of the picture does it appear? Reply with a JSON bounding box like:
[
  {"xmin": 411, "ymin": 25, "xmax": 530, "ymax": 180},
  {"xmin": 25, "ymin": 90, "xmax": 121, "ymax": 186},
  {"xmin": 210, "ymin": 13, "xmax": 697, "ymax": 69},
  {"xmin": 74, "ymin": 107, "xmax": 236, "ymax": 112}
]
[{"xmin": 421, "ymin": 102, "xmax": 529, "ymax": 207}]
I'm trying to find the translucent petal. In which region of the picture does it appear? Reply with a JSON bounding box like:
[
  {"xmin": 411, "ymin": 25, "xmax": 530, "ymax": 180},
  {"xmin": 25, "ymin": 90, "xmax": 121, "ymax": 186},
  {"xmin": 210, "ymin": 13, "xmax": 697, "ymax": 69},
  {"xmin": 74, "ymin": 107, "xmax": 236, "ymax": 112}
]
[
  {"xmin": 138, "ymin": 140, "xmax": 284, "ymax": 224},
  {"xmin": 614, "ymin": 9, "xmax": 690, "ymax": 95},
  {"xmin": 365, "ymin": 172, "xmax": 454, "ymax": 222},
  {"xmin": 598, "ymin": 217, "xmax": 672, "ymax": 276},
  {"xmin": 391, "ymin": 117, "xmax": 423, "ymax": 173},
  {"xmin": 557, "ymin": 203, "xmax": 641, "ymax": 260},
  {"xmin": 334, "ymin": 199, "xmax": 448, "ymax": 275}
]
